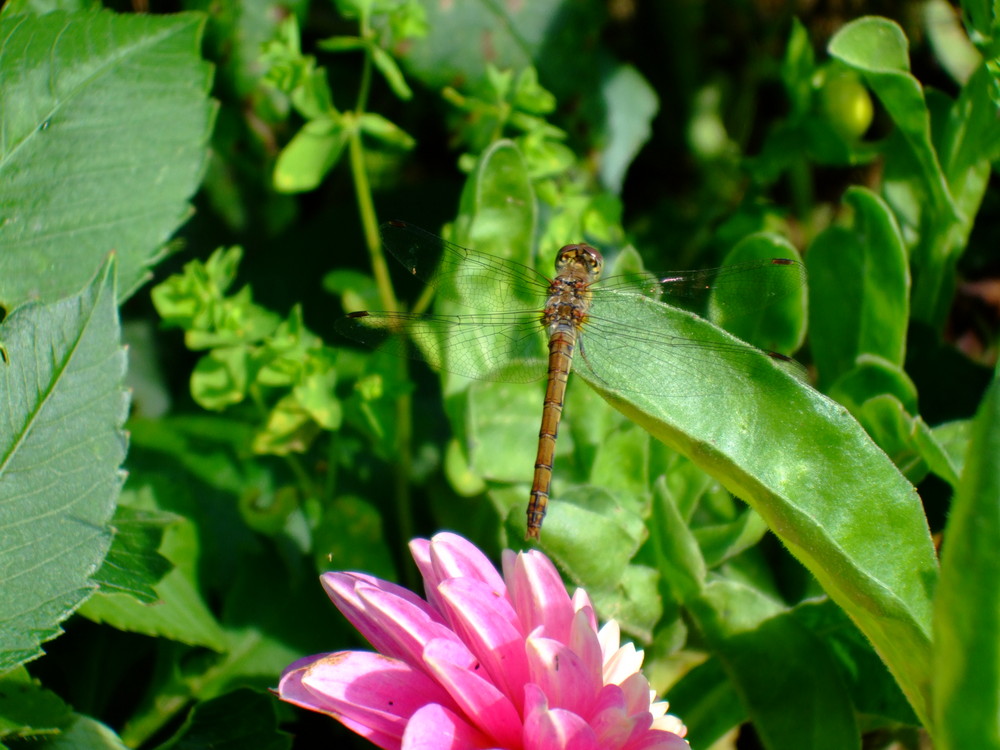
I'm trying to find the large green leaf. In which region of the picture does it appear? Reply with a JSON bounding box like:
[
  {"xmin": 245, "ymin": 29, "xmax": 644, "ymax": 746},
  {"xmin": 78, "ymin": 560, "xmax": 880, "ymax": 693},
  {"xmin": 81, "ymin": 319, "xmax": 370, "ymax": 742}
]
[
  {"xmin": 0, "ymin": 10, "xmax": 214, "ymax": 308},
  {"xmin": 577, "ymin": 291, "xmax": 938, "ymax": 726},
  {"xmin": 0, "ymin": 259, "xmax": 128, "ymax": 671},
  {"xmin": 932, "ymin": 366, "xmax": 1000, "ymax": 749}
]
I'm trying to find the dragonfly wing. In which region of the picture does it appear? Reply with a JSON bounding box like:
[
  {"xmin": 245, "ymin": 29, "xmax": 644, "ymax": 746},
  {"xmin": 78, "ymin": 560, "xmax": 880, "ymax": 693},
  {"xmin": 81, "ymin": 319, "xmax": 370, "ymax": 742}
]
[
  {"xmin": 576, "ymin": 292, "xmax": 788, "ymax": 397},
  {"xmin": 596, "ymin": 258, "xmax": 806, "ymax": 315},
  {"xmin": 380, "ymin": 221, "xmax": 551, "ymax": 312},
  {"xmin": 336, "ymin": 310, "xmax": 549, "ymax": 383}
]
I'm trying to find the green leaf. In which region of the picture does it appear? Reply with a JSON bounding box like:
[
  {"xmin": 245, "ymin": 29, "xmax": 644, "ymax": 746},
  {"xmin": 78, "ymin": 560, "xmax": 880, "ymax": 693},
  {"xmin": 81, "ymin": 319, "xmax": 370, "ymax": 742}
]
[
  {"xmin": 714, "ymin": 232, "xmax": 807, "ymax": 354},
  {"xmin": 358, "ymin": 112, "xmax": 416, "ymax": 149},
  {"xmin": 159, "ymin": 688, "xmax": 291, "ymax": 750},
  {"xmin": 689, "ymin": 580, "xmax": 860, "ymax": 750},
  {"xmin": 589, "ymin": 422, "xmax": 651, "ymax": 501},
  {"xmin": 0, "ymin": 259, "xmax": 128, "ymax": 672},
  {"xmin": 924, "ymin": 0, "xmax": 981, "ymax": 85},
  {"xmin": 251, "ymin": 393, "xmax": 321, "ymax": 454},
  {"xmin": 794, "ymin": 599, "xmax": 918, "ymax": 725},
  {"xmin": 467, "ymin": 380, "xmax": 544, "ymax": 482},
  {"xmin": 829, "ymin": 17, "xmax": 956, "ymax": 219},
  {"xmin": 932, "ymin": 367, "xmax": 1000, "ymax": 748},
  {"xmin": 781, "ymin": 17, "xmax": 816, "ymax": 117},
  {"xmin": 665, "ymin": 656, "xmax": 746, "ymax": 748},
  {"xmin": 313, "ymin": 495, "xmax": 396, "ymax": 581},
  {"xmin": 442, "ymin": 139, "xmax": 537, "ymax": 399},
  {"xmin": 807, "ymin": 188, "xmax": 910, "ymax": 389},
  {"xmin": 91, "ymin": 505, "xmax": 173, "ymax": 604},
  {"xmin": 828, "ymin": 355, "xmax": 918, "ymax": 414},
  {"xmin": 42, "ymin": 715, "xmax": 130, "ymax": 749},
  {"xmin": 77, "ymin": 481, "xmax": 225, "ymax": 652},
  {"xmin": 577, "ymin": 293, "xmax": 938, "ymax": 726},
  {"xmin": 598, "ymin": 64, "xmax": 658, "ymax": 193},
  {"xmin": 371, "ymin": 44, "xmax": 413, "ymax": 100},
  {"xmin": 273, "ymin": 116, "xmax": 348, "ymax": 193},
  {"xmin": 0, "ymin": 11, "xmax": 214, "ymax": 307},
  {"xmin": 694, "ymin": 506, "xmax": 769, "ymax": 569},
  {"xmin": 648, "ymin": 476, "xmax": 707, "ymax": 604},
  {"xmin": 316, "ymin": 35, "xmax": 367, "ymax": 52},
  {"xmin": 0, "ymin": 667, "xmax": 73, "ymax": 742},
  {"xmin": 191, "ymin": 347, "xmax": 250, "ymax": 410}
]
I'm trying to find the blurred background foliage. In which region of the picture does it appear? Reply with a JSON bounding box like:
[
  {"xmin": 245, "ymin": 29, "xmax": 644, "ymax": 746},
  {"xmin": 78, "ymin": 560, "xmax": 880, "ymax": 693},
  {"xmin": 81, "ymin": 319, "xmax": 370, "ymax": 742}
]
[{"xmin": 3, "ymin": 0, "xmax": 1000, "ymax": 748}]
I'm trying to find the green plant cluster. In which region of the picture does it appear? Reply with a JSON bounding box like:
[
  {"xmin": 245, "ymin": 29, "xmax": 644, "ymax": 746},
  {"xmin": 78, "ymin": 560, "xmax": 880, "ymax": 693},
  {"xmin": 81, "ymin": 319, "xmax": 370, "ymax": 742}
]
[{"xmin": 0, "ymin": 1, "xmax": 998, "ymax": 749}]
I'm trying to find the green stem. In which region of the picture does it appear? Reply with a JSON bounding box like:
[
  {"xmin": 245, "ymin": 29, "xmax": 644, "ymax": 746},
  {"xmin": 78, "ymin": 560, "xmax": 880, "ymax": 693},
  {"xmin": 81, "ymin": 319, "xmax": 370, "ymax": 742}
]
[{"xmin": 348, "ymin": 24, "xmax": 416, "ymax": 586}]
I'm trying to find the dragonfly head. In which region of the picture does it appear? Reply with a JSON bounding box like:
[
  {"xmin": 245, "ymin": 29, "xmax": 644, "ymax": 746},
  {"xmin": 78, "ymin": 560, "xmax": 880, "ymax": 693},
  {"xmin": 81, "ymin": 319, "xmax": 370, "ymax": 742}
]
[{"xmin": 554, "ymin": 244, "xmax": 603, "ymax": 283}]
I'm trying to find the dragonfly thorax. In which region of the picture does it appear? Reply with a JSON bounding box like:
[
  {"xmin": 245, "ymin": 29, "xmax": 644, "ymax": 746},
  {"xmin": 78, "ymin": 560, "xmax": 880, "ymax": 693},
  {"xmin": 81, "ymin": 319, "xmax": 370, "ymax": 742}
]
[{"xmin": 554, "ymin": 243, "xmax": 603, "ymax": 283}]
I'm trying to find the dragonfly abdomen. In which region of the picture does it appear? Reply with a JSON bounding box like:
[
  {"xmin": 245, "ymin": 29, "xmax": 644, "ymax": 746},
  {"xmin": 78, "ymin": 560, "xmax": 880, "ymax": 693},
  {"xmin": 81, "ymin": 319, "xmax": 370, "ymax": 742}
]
[{"xmin": 527, "ymin": 325, "xmax": 579, "ymax": 540}]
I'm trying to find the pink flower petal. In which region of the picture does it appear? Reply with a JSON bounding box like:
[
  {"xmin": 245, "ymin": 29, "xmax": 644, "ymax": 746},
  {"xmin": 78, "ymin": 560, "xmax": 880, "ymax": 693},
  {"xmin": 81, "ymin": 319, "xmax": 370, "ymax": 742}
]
[
  {"xmin": 436, "ymin": 577, "xmax": 531, "ymax": 711},
  {"xmin": 524, "ymin": 696, "xmax": 601, "ymax": 750},
  {"xmin": 571, "ymin": 588, "xmax": 598, "ymax": 632},
  {"xmin": 280, "ymin": 651, "xmax": 454, "ymax": 750},
  {"xmin": 354, "ymin": 584, "xmax": 464, "ymax": 668},
  {"xmin": 421, "ymin": 638, "xmax": 522, "ymax": 748},
  {"xmin": 436, "ymin": 574, "xmax": 521, "ymax": 633},
  {"xmin": 280, "ymin": 651, "xmax": 333, "ymax": 678},
  {"xmin": 321, "ymin": 572, "xmax": 446, "ymax": 658},
  {"xmin": 507, "ymin": 550, "xmax": 576, "ymax": 644},
  {"xmin": 525, "ymin": 633, "xmax": 600, "ymax": 717},
  {"xmin": 568, "ymin": 609, "xmax": 603, "ymax": 683},
  {"xmin": 401, "ymin": 703, "xmax": 492, "ymax": 750},
  {"xmin": 626, "ymin": 730, "xmax": 691, "ymax": 750},
  {"xmin": 424, "ymin": 532, "xmax": 508, "ymax": 594},
  {"xmin": 282, "ymin": 536, "xmax": 688, "ymax": 750},
  {"xmin": 588, "ymin": 684, "xmax": 637, "ymax": 747},
  {"xmin": 619, "ymin": 672, "xmax": 654, "ymax": 717}
]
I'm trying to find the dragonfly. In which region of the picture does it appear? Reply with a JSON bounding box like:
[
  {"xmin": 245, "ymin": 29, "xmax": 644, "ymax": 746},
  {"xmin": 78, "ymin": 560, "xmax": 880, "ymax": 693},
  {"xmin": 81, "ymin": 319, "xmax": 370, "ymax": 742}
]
[{"xmin": 337, "ymin": 220, "xmax": 806, "ymax": 540}]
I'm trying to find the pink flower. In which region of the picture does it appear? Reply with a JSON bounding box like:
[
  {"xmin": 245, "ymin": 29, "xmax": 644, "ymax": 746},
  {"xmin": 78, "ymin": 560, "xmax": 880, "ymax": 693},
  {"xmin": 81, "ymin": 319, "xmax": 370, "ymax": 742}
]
[{"xmin": 278, "ymin": 532, "xmax": 688, "ymax": 750}]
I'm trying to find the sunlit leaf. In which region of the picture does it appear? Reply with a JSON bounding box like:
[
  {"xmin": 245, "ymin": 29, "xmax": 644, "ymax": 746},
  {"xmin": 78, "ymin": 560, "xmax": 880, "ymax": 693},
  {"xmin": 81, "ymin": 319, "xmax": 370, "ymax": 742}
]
[
  {"xmin": 933, "ymin": 367, "xmax": 1000, "ymax": 746},
  {"xmin": 578, "ymin": 291, "xmax": 938, "ymax": 725},
  {"xmin": 0, "ymin": 11, "xmax": 214, "ymax": 307}
]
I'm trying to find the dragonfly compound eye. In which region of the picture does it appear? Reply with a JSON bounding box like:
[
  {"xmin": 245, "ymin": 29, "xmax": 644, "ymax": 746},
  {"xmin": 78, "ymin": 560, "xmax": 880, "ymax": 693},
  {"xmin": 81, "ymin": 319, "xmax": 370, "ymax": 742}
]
[{"xmin": 555, "ymin": 244, "xmax": 604, "ymax": 281}]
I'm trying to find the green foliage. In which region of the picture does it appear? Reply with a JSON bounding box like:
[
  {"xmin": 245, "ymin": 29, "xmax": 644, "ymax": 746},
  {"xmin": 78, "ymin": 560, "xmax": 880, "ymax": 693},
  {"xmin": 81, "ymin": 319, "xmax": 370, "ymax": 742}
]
[
  {"xmin": 0, "ymin": 11, "xmax": 214, "ymax": 307},
  {"xmin": 0, "ymin": 259, "xmax": 128, "ymax": 672},
  {"xmin": 2, "ymin": 1, "xmax": 1000, "ymax": 749},
  {"xmin": 152, "ymin": 248, "xmax": 342, "ymax": 454}
]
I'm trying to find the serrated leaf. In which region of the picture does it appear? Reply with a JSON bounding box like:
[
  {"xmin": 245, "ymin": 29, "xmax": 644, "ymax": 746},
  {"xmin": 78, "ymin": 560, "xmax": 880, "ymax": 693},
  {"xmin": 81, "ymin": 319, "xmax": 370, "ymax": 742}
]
[
  {"xmin": 79, "ymin": 483, "xmax": 227, "ymax": 651},
  {"xmin": 0, "ymin": 11, "xmax": 215, "ymax": 307},
  {"xmin": 0, "ymin": 258, "xmax": 128, "ymax": 671},
  {"xmin": 91, "ymin": 505, "xmax": 173, "ymax": 603}
]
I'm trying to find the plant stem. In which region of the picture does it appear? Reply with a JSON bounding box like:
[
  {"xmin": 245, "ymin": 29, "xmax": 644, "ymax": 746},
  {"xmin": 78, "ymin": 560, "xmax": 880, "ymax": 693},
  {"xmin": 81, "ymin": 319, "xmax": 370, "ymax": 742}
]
[{"xmin": 348, "ymin": 25, "xmax": 416, "ymax": 586}]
